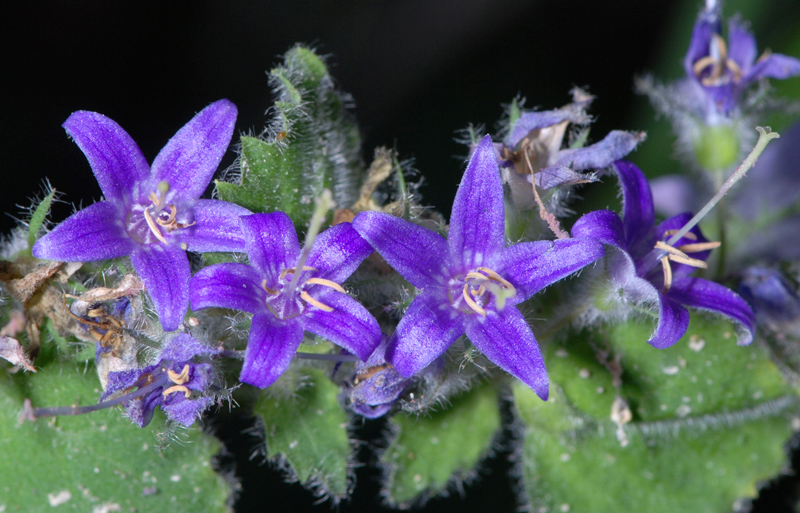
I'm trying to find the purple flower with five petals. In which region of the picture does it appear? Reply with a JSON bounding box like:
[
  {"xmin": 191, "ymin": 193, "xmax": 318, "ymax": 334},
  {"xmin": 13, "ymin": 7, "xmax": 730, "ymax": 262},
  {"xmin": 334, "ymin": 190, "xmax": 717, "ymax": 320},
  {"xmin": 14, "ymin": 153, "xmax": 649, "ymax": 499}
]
[
  {"xmin": 685, "ymin": 9, "xmax": 800, "ymax": 116},
  {"xmin": 572, "ymin": 161, "xmax": 755, "ymax": 348},
  {"xmin": 101, "ymin": 334, "xmax": 221, "ymax": 427},
  {"xmin": 32, "ymin": 100, "xmax": 252, "ymax": 331},
  {"xmin": 190, "ymin": 213, "xmax": 381, "ymax": 388},
  {"xmin": 353, "ymin": 135, "xmax": 605, "ymax": 400}
]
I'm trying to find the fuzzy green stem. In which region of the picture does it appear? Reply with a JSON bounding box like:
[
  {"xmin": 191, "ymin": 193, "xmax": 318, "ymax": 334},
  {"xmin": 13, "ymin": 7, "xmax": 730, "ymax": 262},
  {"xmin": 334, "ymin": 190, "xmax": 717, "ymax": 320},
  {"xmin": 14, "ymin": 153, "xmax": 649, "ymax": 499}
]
[{"xmin": 666, "ymin": 127, "xmax": 779, "ymax": 246}]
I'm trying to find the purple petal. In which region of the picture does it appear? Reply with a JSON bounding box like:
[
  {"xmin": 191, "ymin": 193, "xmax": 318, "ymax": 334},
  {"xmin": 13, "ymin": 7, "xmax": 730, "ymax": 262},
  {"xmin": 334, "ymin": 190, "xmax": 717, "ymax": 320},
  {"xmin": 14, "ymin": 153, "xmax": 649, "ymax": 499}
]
[
  {"xmin": 449, "ymin": 135, "xmax": 505, "ymax": 270},
  {"xmin": 240, "ymin": 313, "xmax": 304, "ymax": 388},
  {"xmin": 151, "ymin": 99, "xmax": 237, "ymax": 203},
  {"xmin": 534, "ymin": 164, "xmax": 597, "ymax": 190},
  {"xmin": 353, "ymin": 211, "xmax": 448, "ymax": 289},
  {"xmin": 62, "ymin": 111, "xmax": 150, "ymax": 206},
  {"xmin": 614, "ymin": 161, "xmax": 655, "ymax": 255},
  {"xmin": 727, "ymin": 18, "xmax": 758, "ymax": 70},
  {"xmin": 668, "ymin": 277, "xmax": 755, "ymax": 346},
  {"xmin": 571, "ymin": 209, "xmax": 628, "ymax": 250},
  {"xmin": 162, "ymin": 395, "xmax": 214, "ymax": 427},
  {"xmin": 388, "ymin": 292, "xmax": 464, "ymax": 378},
  {"xmin": 739, "ymin": 266, "xmax": 800, "ymax": 327},
  {"xmin": 651, "ymin": 175, "xmax": 701, "ymax": 217},
  {"xmin": 684, "ymin": 13, "xmax": 717, "ymax": 79},
  {"xmin": 464, "ymin": 306, "xmax": 548, "ymax": 400},
  {"xmin": 499, "ymin": 239, "xmax": 604, "ymax": 304},
  {"xmin": 506, "ymin": 106, "xmax": 590, "ymax": 148},
  {"xmin": 101, "ymin": 365, "xmax": 155, "ymax": 400},
  {"xmin": 172, "ymin": 199, "xmax": 251, "ymax": 253},
  {"xmin": 649, "ymin": 294, "xmax": 690, "ymax": 349},
  {"xmin": 746, "ymin": 53, "xmax": 800, "ymax": 83},
  {"xmin": 125, "ymin": 391, "xmax": 162, "ymax": 428},
  {"xmin": 305, "ymin": 222, "xmax": 374, "ymax": 284},
  {"xmin": 240, "ymin": 213, "xmax": 300, "ymax": 281},
  {"xmin": 160, "ymin": 333, "xmax": 220, "ymax": 363},
  {"xmin": 302, "ymin": 291, "xmax": 381, "ymax": 361},
  {"xmin": 190, "ymin": 262, "xmax": 265, "ymax": 314},
  {"xmin": 32, "ymin": 201, "xmax": 134, "ymax": 261},
  {"xmin": 131, "ymin": 245, "xmax": 190, "ymax": 331},
  {"xmin": 555, "ymin": 131, "xmax": 645, "ymax": 171}
]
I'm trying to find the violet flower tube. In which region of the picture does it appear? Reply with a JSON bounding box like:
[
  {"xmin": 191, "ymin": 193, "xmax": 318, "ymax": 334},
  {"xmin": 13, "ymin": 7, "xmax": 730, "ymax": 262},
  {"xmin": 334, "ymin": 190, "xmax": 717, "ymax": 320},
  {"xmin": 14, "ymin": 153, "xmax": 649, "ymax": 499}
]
[
  {"xmin": 353, "ymin": 135, "xmax": 604, "ymax": 400},
  {"xmin": 32, "ymin": 100, "xmax": 252, "ymax": 331}
]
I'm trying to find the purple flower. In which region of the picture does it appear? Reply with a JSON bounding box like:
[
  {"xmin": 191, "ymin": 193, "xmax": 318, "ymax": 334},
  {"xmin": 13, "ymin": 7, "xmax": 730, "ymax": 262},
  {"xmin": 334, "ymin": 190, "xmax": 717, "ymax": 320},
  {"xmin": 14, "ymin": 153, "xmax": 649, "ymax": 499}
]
[
  {"xmin": 685, "ymin": 9, "xmax": 800, "ymax": 115},
  {"xmin": 101, "ymin": 334, "xmax": 221, "ymax": 427},
  {"xmin": 189, "ymin": 213, "xmax": 381, "ymax": 388},
  {"xmin": 496, "ymin": 90, "xmax": 644, "ymax": 209},
  {"xmin": 352, "ymin": 135, "xmax": 605, "ymax": 400},
  {"xmin": 32, "ymin": 100, "xmax": 252, "ymax": 331},
  {"xmin": 349, "ymin": 338, "xmax": 412, "ymax": 418},
  {"xmin": 739, "ymin": 267, "xmax": 800, "ymax": 335},
  {"xmin": 572, "ymin": 161, "xmax": 755, "ymax": 348}
]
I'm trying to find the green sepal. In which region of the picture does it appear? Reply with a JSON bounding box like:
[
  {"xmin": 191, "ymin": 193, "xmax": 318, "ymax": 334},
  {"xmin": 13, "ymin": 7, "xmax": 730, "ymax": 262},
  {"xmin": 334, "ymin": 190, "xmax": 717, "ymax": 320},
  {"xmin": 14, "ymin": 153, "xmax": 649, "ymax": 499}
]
[
  {"xmin": 27, "ymin": 187, "xmax": 57, "ymax": 252},
  {"xmin": 217, "ymin": 46, "xmax": 363, "ymax": 227},
  {"xmin": 0, "ymin": 362, "xmax": 229, "ymax": 512},
  {"xmin": 380, "ymin": 382, "xmax": 502, "ymax": 507},
  {"xmin": 253, "ymin": 367, "xmax": 352, "ymax": 500},
  {"xmin": 514, "ymin": 313, "xmax": 796, "ymax": 512}
]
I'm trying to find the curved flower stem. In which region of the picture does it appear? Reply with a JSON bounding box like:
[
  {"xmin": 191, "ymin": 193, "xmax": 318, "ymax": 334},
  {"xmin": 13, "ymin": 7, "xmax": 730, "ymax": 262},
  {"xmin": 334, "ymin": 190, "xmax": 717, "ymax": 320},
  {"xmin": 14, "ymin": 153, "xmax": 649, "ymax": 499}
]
[
  {"xmin": 666, "ymin": 127, "xmax": 779, "ymax": 246},
  {"xmin": 22, "ymin": 373, "xmax": 170, "ymax": 420}
]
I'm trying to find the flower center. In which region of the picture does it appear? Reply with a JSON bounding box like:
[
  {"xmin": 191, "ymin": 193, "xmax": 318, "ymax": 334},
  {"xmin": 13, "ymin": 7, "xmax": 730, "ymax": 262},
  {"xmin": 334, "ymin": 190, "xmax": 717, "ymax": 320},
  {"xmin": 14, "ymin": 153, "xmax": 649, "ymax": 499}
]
[
  {"xmin": 652, "ymin": 230, "xmax": 721, "ymax": 292},
  {"xmin": 125, "ymin": 181, "xmax": 195, "ymax": 245},
  {"xmin": 692, "ymin": 34, "xmax": 743, "ymax": 86},
  {"xmin": 261, "ymin": 266, "xmax": 346, "ymax": 320},
  {"xmin": 448, "ymin": 267, "xmax": 516, "ymax": 316}
]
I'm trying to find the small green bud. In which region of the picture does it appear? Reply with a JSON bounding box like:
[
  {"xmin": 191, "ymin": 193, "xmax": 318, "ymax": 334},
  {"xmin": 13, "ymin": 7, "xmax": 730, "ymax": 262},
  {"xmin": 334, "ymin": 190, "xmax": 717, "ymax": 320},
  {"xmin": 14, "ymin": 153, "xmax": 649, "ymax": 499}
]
[{"xmin": 693, "ymin": 124, "xmax": 739, "ymax": 171}]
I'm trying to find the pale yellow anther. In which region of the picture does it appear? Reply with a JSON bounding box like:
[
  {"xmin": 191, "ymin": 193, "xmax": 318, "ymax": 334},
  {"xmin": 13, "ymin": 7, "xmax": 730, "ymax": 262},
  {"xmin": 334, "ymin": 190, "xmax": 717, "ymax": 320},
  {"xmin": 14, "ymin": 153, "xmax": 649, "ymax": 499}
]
[
  {"xmin": 162, "ymin": 385, "xmax": 191, "ymax": 399},
  {"xmin": 261, "ymin": 279, "xmax": 279, "ymax": 295},
  {"xmin": 677, "ymin": 241, "xmax": 722, "ymax": 253},
  {"xmin": 148, "ymin": 191, "xmax": 164, "ymax": 209},
  {"xmin": 156, "ymin": 205, "xmax": 178, "ymax": 226},
  {"xmin": 462, "ymin": 285, "xmax": 487, "ymax": 316},
  {"xmin": 668, "ymin": 253, "xmax": 709, "ymax": 268},
  {"xmin": 143, "ymin": 208, "xmax": 169, "ymax": 244},
  {"xmin": 663, "ymin": 229, "xmax": 697, "ymax": 241},
  {"xmin": 757, "ymin": 48, "xmax": 773, "ymax": 63},
  {"xmin": 693, "ymin": 55, "xmax": 719, "ymax": 77},
  {"xmin": 300, "ymin": 291, "xmax": 334, "ymax": 312},
  {"xmin": 305, "ymin": 277, "xmax": 346, "ymax": 293},
  {"xmin": 660, "ymin": 256, "xmax": 673, "ymax": 292},
  {"xmin": 278, "ymin": 266, "xmax": 318, "ymax": 281},
  {"xmin": 167, "ymin": 364, "xmax": 191, "ymax": 385},
  {"xmin": 726, "ymin": 58, "xmax": 742, "ymax": 82},
  {"xmin": 476, "ymin": 267, "xmax": 516, "ymax": 295}
]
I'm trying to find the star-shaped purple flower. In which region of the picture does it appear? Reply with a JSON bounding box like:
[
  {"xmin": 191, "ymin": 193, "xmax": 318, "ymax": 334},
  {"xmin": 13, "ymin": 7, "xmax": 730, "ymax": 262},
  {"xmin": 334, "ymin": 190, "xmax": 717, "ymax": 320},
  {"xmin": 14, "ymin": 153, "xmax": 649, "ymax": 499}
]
[
  {"xmin": 685, "ymin": 9, "xmax": 800, "ymax": 115},
  {"xmin": 352, "ymin": 135, "xmax": 605, "ymax": 400},
  {"xmin": 572, "ymin": 161, "xmax": 755, "ymax": 348},
  {"xmin": 190, "ymin": 213, "xmax": 381, "ymax": 388},
  {"xmin": 102, "ymin": 334, "xmax": 221, "ymax": 427},
  {"xmin": 32, "ymin": 100, "xmax": 252, "ymax": 331}
]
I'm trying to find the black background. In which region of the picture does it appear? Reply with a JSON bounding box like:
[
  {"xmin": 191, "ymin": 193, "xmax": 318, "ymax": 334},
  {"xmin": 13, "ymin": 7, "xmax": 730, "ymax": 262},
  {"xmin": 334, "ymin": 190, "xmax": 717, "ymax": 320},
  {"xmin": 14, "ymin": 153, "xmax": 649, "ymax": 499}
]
[{"xmin": 4, "ymin": 1, "xmax": 799, "ymax": 511}]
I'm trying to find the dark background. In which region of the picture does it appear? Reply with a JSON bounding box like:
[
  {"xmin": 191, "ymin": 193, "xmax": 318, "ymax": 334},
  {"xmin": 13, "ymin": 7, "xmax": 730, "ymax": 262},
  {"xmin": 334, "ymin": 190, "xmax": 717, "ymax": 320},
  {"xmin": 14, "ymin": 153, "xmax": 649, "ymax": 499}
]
[{"xmin": 4, "ymin": 1, "xmax": 800, "ymax": 511}]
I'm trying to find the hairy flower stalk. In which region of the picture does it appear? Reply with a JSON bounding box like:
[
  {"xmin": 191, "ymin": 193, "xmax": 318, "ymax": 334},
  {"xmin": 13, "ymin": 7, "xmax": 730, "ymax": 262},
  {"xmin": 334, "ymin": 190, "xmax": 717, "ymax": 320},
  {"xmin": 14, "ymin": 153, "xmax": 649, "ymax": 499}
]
[
  {"xmin": 354, "ymin": 135, "xmax": 604, "ymax": 400},
  {"xmin": 31, "ymin": 100, "xmax": 252, "ymax": 331}
]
